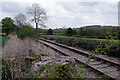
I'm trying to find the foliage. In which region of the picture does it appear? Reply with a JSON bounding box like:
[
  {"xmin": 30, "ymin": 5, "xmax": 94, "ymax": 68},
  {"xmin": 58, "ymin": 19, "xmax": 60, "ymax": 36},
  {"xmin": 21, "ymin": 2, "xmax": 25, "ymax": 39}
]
[
  {"xmin": 72, "ymin": 30, "xmax": 77, "ymax": 35},
  {"xmin": 66, "ymin": 27, "xmax": 73, "ymax": 36},
  {"xmin": 39, "ymin": 49, "xmax": 50, "ymax": 56},
  {"xmin": 41, "ymin": 35, "xmax": 120, "ymax": 58},
  {"xmin": 33, "ymin": 32, "xmax": 41, "ymax": 40},
  {"xmin": 17, "ymin": 25, "xmax": 35, "ymax": 39},
  {"xmin": 94, "ymin": 27, "xmax": 120, "ymax": 58},
  {"xmin": 42, "ymin": 35, "xmax": 99, "ymax": 50},
  {"xmin": 40, "ymin": 64, "xmax": 80, "ymax": 78},
  {"xmin": 2, "ymin": 56, "xmax": 31, "ymax": 79},
  {"xmin": 30, "ymin": 65, "xmax": 49, "ymax": 78},
  {"xmin": 1, "ymin": 17, "xmax": 15, "ymax": 35},
  {"xmin": 47, "ymin": 28, "xmax": 53, "ymax": 35},
  {"xmin": 79, "ymin": 26, "xmax": 120, "ymax": 40},
  {"xmin": 2, "ymin": 59, "xmax": 12, "ymax": 80},
  {"xmin": 51, "ymin": 26, "xmax": 120, "ymax": 40},
  {"xmin": 39, "ymin": 26, "xmax": 120, "ymax": 40}
]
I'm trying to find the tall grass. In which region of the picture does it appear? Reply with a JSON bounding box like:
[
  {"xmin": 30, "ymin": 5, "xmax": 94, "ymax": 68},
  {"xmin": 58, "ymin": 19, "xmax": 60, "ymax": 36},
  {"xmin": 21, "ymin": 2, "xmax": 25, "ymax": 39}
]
[
  {"xmin": 2, "ymin": 35, "xmax": 40, "ymax": 79},
  {"xmin": 2, "ymin": 34, "xmax": 59, "ymax": 79}
]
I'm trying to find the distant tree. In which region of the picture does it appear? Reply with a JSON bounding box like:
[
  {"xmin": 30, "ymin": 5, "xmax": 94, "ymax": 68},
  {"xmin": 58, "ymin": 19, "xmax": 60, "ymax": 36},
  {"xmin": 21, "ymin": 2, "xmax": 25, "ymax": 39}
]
[
  {"xmin": 0, "ymin": 22, "xmax": 1, "ymax": 33},
  {"xmin": 1, "ymin": 17, "xmax": 15, "ymax": 35},
  {"xmin": 14, "ymin": 13, "xmax": 27, "ymax": 27},
  {"xmin": 72, "ymin": 30, "xmax": 77, "ymax": 35},
  {"xmin": 47, "ymin": 28, "xmax": 53, "ymax": 35},
  {"xmin": 27, "ymin": 3, "xmax": 47, "ymax": 31},
  {"xmin": 79, "ymin": 28, "xmax": 85, "ymax": 36},
  {"xmin": 0, "ymin": 22, "xmax": 1, "ymax": 27},
  {"xmin": 91, "ymin": 29, "xmax": 97, "ymax": 36},
  {"xmin": 118, "ymin": 31, "xmax": 120, "ymax": 40},
  {"xmin": 66, "ymin": 27, "xmax": 73, "ymax": 36}
]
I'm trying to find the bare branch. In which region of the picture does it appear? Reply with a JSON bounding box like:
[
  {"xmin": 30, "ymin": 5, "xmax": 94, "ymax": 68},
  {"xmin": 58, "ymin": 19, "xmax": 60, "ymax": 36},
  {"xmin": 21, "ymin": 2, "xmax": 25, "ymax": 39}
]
[
  {"xmin": 14, "ymin": 13, "xmax": 27, "ymax": 27},
  {"xmin": 27, "ymin": 3, "xmax": 47, "ymax": 31}
]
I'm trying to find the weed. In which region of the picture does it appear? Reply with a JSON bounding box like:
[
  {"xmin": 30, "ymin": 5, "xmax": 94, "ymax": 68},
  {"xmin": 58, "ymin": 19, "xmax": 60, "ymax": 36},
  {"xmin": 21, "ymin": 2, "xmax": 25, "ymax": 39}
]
[{"xmin": 39, "ymin": 49, "xmax": 50, "ymax": 56}]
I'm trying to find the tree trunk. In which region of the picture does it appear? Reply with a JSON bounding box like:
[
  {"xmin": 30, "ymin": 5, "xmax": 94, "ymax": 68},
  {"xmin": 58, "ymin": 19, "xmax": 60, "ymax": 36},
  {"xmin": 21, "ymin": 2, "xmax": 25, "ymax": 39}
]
[{"xmin": 36, "ymin": 23, "xmax": 38, "ymax": 32}]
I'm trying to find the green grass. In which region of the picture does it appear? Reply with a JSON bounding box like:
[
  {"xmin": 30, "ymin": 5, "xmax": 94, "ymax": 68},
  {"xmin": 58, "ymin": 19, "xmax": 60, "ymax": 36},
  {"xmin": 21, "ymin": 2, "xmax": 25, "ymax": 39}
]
[
  {"xmin": 39, "ymin": 33, "xmax": 65, "ymax": 35},
  {"xmin": 39, "ymin": 33, "xmax": 47, "ymax": 35},
  {"xmin": 39, "ymin": 50, "xmax": 50, "ymax": 56},
  {"xmin": 53, "ymin": 33, "xmax": 64, "ymax": 35},
  {"xmin": 72, "ymin": 35, "xmax": 80, "ymax": 37},
  {"xmin": 45, "ymin": 35, "xmax": 120, "ymax": 42},
  {"xmin": 0, "ymin": 36, "xmax": 9, "ymax": 47}
]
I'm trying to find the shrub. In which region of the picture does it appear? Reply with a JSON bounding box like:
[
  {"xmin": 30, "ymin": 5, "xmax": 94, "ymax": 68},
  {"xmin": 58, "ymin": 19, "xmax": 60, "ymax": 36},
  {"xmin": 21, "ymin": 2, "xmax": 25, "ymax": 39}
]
[
  {"xmin": 17, "ymin": 25, "xmax": 34, "ymax": 39},
  {"xmin": 66, "ymin": 27, "xmax": 73, "ymax": 36},
  {"xmin": 47, "ymin": 28, "xmax": 53, "ymax": 35},
  {"xmin": 40, "ymin": 64, "xmax": 78, "ymax": 78}
]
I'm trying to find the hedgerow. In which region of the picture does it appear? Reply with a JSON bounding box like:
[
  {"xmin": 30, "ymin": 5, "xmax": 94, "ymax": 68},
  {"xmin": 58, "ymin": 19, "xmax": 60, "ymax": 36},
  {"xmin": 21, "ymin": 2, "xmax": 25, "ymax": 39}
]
[{"xmin": 41, "ymin": 35, "xmax": 120, "ymax": 58}]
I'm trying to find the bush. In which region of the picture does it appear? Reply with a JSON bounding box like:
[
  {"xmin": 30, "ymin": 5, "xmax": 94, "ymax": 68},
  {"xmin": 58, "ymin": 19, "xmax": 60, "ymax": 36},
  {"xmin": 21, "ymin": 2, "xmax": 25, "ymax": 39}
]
[
  {"xmin": 47, "ymin": 28, "xmax": 53, "ymax": 35},
  {"xmin": 107, "ymin": 42, "xmax": 120, "ymax": 57},
  {"xmin": 66, "ymin": 27, "xmax": 73, "ymax": 36},
  {"xmin": 40, "ymin": 64, "xmax": 78, "ymax": 78},
  {"xmin": 17, "ymin": 25, "xmax": 35, "ymax": 39}
]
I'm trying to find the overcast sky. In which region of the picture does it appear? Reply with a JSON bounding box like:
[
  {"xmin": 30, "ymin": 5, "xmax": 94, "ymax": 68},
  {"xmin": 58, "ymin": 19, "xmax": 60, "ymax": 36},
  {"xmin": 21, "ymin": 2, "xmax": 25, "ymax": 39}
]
[{"xmin": 0, "ymin": 0, "xmax": 119, "ymax": 29}]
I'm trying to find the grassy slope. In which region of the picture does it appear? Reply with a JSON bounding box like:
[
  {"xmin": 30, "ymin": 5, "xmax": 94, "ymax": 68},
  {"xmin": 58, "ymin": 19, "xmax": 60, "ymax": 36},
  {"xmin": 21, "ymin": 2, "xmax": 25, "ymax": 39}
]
[{"xmin": 0, "ymin": 36, "xmax": 9, "ymax": 47}]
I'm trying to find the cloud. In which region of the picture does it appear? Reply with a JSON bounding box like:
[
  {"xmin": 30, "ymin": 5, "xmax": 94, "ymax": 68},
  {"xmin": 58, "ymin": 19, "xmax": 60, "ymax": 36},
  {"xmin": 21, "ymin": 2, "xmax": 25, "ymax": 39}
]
[{"xmin": 0, "ymin": 0, "xmax": 119, "ymax": 28}]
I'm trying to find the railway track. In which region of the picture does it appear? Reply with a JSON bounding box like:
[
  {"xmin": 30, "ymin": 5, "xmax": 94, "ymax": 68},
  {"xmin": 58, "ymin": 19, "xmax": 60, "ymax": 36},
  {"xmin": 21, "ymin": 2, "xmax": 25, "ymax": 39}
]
[{"xmin": 39, "ymin": 38, "xmax": 120, "ymax": 79}]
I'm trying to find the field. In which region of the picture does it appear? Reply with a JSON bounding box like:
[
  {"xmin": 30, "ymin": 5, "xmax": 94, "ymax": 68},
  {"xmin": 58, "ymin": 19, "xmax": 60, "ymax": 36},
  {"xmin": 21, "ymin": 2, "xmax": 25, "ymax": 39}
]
[
  {"xmin": 39, "ymin": 33, "xmax": 64, "ymax": 35},
  {"xmin": 40, "ymin": 33, "xmax": 120, "ymax": 42}
]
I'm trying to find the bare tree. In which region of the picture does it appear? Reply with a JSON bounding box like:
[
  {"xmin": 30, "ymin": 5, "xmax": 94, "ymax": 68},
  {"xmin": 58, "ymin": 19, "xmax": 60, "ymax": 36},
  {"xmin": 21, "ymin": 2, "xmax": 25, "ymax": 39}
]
[
  {"xmin": 27, "ymin": 3, "xmax": 47, "ymax": 31},
  {"xmin": 14, "ymin": 13, "xmax": 27, "ymax": 27}
]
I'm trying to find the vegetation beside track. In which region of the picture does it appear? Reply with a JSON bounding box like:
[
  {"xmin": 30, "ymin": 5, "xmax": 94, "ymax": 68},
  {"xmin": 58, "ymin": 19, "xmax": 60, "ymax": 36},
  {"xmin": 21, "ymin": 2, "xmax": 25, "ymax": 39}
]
[
  {"xmin": 0, "ymin": 36, "xmax": 9, "ymax": 47},
  {"xmin": 41, "ymin": 35, "xmax": 120, "ymax": 58}
]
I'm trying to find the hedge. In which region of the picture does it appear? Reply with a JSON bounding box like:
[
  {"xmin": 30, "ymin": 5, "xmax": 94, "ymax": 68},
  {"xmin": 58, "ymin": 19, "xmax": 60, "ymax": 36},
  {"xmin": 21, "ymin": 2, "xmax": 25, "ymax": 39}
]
[{"xmin": 41, "ymin": 35, "xmax": 120, "ymax": 58}]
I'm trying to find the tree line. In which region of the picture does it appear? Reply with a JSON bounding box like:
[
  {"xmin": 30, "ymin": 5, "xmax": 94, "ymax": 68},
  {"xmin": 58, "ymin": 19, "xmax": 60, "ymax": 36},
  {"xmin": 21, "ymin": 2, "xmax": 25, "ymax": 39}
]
[{"xmin": 46, "ymin": 26, "xmax": 120, "ymax": 40}]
